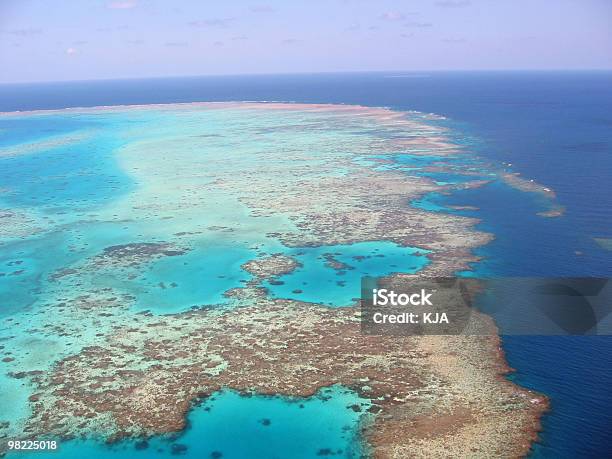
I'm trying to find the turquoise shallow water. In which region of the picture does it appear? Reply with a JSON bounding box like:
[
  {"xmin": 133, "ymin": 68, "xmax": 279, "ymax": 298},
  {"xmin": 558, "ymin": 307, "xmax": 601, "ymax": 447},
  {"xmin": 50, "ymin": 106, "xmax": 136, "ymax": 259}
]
[
  {"xmin": 0, "ymin": 116, "xmax": 92, "ymax": 149},
  {"xmin": 128, "ymin": 244, "xmax": 255, "ymax": 314},
  {"xmin": 1, "ymin": 71, "xmax": 611, "ymax": 458},
  {"xmin": 0, "ymin": 100, "xmax": 553, "ymax": 458},
  {"xmin": 11, "ymin": 386, "xmax": 370, "ymax": 459},
  {"xmin": 1, "ymin": 104, "xmax": 432, "ymax": 457},
  {"xmin": 0, "ymin": 116, "xmax": 132, "ymax": 210},
  {"xmin": 266, "ymin": 241, "xmax": 429, "ymax": 306},
  {"xmin": 410, "ymin": 192, "xmax": 449, "ymax": 213}
]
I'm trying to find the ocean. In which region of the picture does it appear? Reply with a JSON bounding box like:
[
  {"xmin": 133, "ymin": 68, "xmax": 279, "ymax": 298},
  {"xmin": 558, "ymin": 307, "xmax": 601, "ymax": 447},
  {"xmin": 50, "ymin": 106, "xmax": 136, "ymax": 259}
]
[{"xmin": 1, "ymin": 71, "xmax": 611, "ymax": 457}]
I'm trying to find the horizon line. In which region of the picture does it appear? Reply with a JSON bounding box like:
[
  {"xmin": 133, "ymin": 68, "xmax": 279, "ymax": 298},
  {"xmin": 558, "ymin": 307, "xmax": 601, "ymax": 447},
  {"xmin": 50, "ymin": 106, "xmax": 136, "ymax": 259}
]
[{"xmin": 2, "ymin": 68, "xmax": 612, "ymax": 86}]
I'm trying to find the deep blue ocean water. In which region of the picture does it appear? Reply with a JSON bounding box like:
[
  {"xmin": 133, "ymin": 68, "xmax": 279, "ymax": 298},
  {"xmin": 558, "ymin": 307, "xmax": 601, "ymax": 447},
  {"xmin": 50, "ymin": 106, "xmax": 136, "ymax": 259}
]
[{"xmin": 1, "ymin": 71, "xmax": 611, "ymax": 457}]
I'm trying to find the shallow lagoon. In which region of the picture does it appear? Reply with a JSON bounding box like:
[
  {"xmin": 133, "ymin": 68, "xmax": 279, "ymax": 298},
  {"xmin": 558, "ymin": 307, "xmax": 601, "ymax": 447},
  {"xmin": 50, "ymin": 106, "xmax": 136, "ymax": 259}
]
[
  {"xmin": 1, "ymin": 71, "xmax": 610, "ymax": 458},
  {"xmin": 129, "ymin": 243, "xmax": 255, "ymax": 314},
  {"xmin": 12, "ymin": 386, "xmax": 370, "ymax": 459},
  {"xmin": 0, "ymin": 102, "xmax": 480, "ymax": 456},
  {"xmin": 266, "ymin": 241, "xmax": 429, "ymax": 306}
]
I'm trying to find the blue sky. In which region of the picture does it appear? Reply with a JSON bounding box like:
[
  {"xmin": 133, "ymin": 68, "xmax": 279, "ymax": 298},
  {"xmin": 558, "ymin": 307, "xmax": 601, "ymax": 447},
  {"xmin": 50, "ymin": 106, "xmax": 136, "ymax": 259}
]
[{"xmin": 1, "ymin": 0, "xmax": 611, "ymax": 83}]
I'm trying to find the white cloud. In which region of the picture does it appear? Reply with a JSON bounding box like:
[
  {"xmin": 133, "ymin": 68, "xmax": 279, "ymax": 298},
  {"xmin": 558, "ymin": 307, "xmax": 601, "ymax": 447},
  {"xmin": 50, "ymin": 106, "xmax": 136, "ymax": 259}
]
[
  {"xmin": 435, "ymin": 0, "xmax": 471, "ymax": 8},
  {"xmin": 379, "ymin": 11, "xmax": 405, "ymax": 21},
  {"xmin": 107, "ymin": 1, "xmax": 137, "ymax": 10},
  {"xmin": 250, "ymin": 5, "xmax": 275, "ymax": 13},
  {"xmin": 6, "ymin": 28, "xmax": 43, "ymax": 37},
  {"xmin": 164, "ymin": 41, "xmax": 188, "ymax": 47},
  {"xmin": 188, "ymin": 18, "xmax": 235, "ymax": 28}
]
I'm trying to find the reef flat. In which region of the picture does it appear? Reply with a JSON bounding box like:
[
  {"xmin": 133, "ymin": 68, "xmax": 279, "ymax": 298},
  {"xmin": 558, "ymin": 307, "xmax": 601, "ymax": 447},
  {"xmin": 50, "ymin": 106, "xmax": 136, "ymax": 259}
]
[{"xmin": 0, "ymin": 103, "xmax": 546, "ymax": 457}]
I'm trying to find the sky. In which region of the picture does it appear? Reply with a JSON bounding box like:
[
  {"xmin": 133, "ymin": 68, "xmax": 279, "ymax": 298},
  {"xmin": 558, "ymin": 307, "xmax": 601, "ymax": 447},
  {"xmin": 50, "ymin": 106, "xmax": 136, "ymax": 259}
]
[{"xmin": 0, "ymin": 0, "xmax": 611, "ymax": 83}]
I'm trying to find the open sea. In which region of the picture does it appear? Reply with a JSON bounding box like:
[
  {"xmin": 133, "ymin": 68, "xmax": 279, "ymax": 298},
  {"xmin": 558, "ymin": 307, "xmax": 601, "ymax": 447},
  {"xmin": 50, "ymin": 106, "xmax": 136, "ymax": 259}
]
[{"xmin": 1, "ymin": 71, "xmax": 611, "ymax": 458}]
